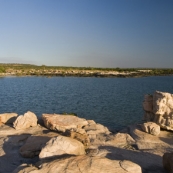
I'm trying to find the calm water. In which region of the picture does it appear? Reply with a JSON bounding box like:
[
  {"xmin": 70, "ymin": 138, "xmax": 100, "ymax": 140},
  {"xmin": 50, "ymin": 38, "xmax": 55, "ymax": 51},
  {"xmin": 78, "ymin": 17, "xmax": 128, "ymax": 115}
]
[{"xmin": 0, "ymin": 76, "xmax": 173, "ymax": 131}]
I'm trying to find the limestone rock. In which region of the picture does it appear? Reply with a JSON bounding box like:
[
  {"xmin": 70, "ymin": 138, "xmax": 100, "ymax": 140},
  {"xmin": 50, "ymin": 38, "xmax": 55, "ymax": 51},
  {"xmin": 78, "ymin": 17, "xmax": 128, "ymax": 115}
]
[
  {"xmin": 0, "ymin": 113, "xmax": 18, "ymax": 125},
  {"xmin": 129, "ymin": 124, "xmax": 173, "ymax": 154},
  {"xmin": 13, "ymin": 155, "xmax": 142, "ymax": 173},
  {"xmin": 84, "ymin": 120, "xmax": 110, "ymax": 135},
  {"xmin": 42, "ymin": 114, "xmax": 88, "ymax": 133},
  {"xmin": 39, "ymin": 136, "xmax": 85, "ymax": 158},
  {"xmin": 108, "ymin": 133, "xmax": 136, "ymax": 146},
  {"xmin": 163, "ymin": 152, "xmax": 173, "ymax": 173},
  {"xmin": 20, "ymin": 133, "xmax": 58, "ymax": 158},
  {"xmin": 143, "ymin": 91, "xmax": 173, "ymax": 131},
  {"xmin": 141, "ymin": 122, "xmax": 160, "ymax": 136},
  {"xmin": 13, "ymin": 111, "xmax": 38, "ymax": 130}
]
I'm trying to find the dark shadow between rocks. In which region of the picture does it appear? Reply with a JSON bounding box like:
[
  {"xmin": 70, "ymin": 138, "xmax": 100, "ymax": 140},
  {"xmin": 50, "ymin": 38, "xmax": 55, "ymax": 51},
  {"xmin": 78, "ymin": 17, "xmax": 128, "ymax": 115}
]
[
  {"xmin": 36, "ymin": 154, "xmax": 74, "ymax": 166},
  {"xmin": 98, "ymin": 145, "xmax": 168, "ymax": 173}
]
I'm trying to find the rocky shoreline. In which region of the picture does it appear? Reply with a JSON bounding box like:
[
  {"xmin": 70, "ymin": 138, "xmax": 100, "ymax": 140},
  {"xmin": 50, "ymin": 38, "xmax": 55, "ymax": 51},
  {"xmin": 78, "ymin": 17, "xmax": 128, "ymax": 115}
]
[{"xmin": 0, "ymin": 91, "xmax": 173, "ymax": 173}]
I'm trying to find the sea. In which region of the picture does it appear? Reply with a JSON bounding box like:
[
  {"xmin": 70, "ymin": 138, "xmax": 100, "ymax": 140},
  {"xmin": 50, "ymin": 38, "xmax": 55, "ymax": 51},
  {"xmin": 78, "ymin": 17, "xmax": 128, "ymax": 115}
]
[{"xmin": 0, "ymin": 76, "xmax": 173, "ymax": 131}]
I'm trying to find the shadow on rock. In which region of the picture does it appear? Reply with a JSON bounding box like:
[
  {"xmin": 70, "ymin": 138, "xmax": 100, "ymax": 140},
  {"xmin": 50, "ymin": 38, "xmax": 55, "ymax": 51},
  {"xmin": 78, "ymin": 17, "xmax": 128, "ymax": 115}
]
[
  {"xmin": 0, "ymin": 134, "xmax": 39, "ymax": 173},
  {"xmin": 98, "ymin": 145, "xmax": 168, "ymax": 173}
]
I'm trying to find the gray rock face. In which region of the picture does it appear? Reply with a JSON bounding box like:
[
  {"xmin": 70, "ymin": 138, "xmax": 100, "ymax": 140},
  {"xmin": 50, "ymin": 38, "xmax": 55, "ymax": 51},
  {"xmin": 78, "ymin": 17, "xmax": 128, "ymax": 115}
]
[
  {"xmin": 39, "ymin": 136, "xmax": 86, "ymax": 159},
  {"xmin": 13, "ymin": 155, "xmax": 142, "ymax": 173},
  {"xmin": 143, "ymin": 91, "xmax": 173, "ymax": 131},
  {"xmin": 141, "ymin": 122, "xmax": 160, "ymax": 136},
  {"xmin": 13, "ymin": 111, "xmax": 38, "ymax": 130}
]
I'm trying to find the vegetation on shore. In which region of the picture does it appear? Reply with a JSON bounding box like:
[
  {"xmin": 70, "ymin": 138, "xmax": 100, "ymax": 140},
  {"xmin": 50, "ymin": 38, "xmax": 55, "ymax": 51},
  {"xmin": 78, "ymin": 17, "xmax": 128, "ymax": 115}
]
[{"xmin": 0, "ymin": 63, "xmax": 173, "ymax": 77}]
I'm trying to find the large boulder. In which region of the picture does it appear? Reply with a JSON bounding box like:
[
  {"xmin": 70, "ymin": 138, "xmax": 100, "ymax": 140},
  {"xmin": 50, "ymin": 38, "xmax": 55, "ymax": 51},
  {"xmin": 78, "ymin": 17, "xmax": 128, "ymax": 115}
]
[
  {"xmin": 163, "ymin": 152, "xmax": 173, "ymax": 173},
  {"xmin": 13, "ymin": 111, "xmax": 38, "ymax": 130},
  {"xmin": 19, "ymin": 133, "xmax": 58, "ymax": 158},
  {"xmin": 13, "ymin": 155, "xmax": 142, "ymax": 173},
  {"xmin": 141, "ymin": 122, "xmax": 160, "ymax": 136},
  {"xmin": 39, "ymin": 136, "xmax": 85, "ymax": 158},
  {"xmin": 42, "ymin": 114, "xmax": 88, "ymax": 133},
  {"xmin": 143, "ymin": 91, "xmax": 173, "ymax": 131},
  {"xmin": 0, "ymin": 113, "xmax": 18, "ymax": 125}
]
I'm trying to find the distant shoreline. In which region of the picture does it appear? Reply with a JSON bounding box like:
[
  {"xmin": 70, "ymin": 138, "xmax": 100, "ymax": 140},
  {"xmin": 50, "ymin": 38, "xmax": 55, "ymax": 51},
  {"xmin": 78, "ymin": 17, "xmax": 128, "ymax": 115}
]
[{"xmin": 1, "ymin": 63, "xmax": 173, "ymax": 78}]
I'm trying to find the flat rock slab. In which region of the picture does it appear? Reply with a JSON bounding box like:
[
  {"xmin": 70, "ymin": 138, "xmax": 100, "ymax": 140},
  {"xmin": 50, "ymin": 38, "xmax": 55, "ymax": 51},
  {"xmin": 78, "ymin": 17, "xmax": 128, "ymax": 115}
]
[
  {"xmin": 42, "ymin": 114, "xmax": 88, "ymax": 132},
  {"xmin": 13, "ymin": 155, "xmax": 142, "ymax": 173}
]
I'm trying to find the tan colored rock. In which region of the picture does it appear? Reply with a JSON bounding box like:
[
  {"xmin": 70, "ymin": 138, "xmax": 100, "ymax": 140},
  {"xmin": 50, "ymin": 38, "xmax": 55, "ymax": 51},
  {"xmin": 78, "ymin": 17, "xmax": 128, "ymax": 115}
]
[
  {"xmin": 129, "ymin": 124, "xmax": 173, "ymax": 154},
  {"xmin": 141, "ymin": 122, "xmax": 160, "ymax": 136},
  {"xmin": 13, "ymin": 111, "xmax": 37, "ymax": 130},
  {"xmin": 0, "ymin": 113, "xmax": 18, "ymax": 125},
  {"xmin": 39, "ymin": 136, "xmax": 85, "ymax": 158},
  {"xmin": 153, "ymin": 91, "xmax": 173, "ymax": 131},
  {"xmin": 163, "ymin": 152, "xmax": 173, "ymax": 173},
  {"xmin": 13, "ymin": 155, "xmax": 142, "ymax": 173},
  {"xmin": 84, "ymin": 122, "xmax": 111, "ymax": 136},
  {"xmin": 107, "ymin": 133, "xmax": 135, "ymax": 147},
  {"xmin": 143, "ymin": 91, "xmax": 173, "ymax": 131},
  {"xmin": 20, "ymin": 133, "xmax": 58, "ymax": 158},
  {"xmin": 42, "ymin": 114, "xmax": 88, "ymax": 132}
]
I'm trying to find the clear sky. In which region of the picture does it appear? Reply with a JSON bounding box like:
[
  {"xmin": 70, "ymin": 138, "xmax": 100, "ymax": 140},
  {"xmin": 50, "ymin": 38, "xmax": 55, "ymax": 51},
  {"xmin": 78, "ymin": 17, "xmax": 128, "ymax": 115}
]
[{"xmin": 0, "ymin": 0, "xmax": 173, "ymax": 68}]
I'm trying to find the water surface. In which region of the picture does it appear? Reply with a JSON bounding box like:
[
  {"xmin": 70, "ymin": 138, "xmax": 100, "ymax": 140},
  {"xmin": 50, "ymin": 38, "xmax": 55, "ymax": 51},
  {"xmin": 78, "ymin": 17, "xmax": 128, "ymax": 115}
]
[{"xmin": 0, "ymin": 76, "xmax": 173, "ymax": 131}]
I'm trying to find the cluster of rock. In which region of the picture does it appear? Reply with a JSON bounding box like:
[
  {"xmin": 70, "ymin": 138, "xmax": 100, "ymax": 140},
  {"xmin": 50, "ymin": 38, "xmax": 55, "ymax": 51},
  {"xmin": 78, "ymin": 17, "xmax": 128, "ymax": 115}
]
[
  {"xmin": 143, "ymin": 91, "xmax": 173, "ymax": 131},
  {"xmin": 142, "ymin": 91, "xmax": 173, "ymax": 173},
  {"xmin": 0, "ymin": 111, "xmax": 142, "ymax": 173},
  {"xmin": 0, "ymin": 90, "xmax": 173, "ymax": 173}
]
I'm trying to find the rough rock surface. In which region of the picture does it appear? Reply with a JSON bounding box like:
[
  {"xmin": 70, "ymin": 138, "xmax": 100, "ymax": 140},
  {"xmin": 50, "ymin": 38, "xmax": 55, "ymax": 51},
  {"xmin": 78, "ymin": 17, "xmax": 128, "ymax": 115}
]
[
  {"xmin": 0, "ymin": 110, "xmax": 171, "ymax": 173},
  {"xmin": 0, "ymin": 124, "xmax": 55, "ymax": 173},
  {"xmin": 141, "ymin": 122, "xmax": 160, "ymax": 136},
  {"xmin": 20, "ymin": 133, "xmax": 59, "ymax": 158},
  {"xmin": 42, "ymin": 114, "xmax": 88, "ymax": 132},
  {"xmin": 39, "ymin": 136, "xmax": 86, "ymax": 158},
  {"xmin": 143, "ymin": 91, "xmax": 173, "ymax": 131},
  {"xmin": 13, "ymin": 155, "xmax": 142, "ymax": 173},
  {"xmin": 69, "ymin": 130, "xmax": 90, "ymax": 148},
  {"xmin": 13, "ymin": 111, "xmax": 38, "ymax": 130},
  {"xmin": 163, "ymin": 152, "xmax": 173, "ymax": 173},
  {"xmin": 0, "ymin": 113, "xmax": 18, "ymax": 125}
]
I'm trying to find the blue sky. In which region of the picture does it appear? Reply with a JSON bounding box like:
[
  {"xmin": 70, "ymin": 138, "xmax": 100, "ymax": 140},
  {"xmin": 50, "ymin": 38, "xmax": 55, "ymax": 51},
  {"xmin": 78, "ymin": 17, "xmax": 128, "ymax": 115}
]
[{"xmin": 0, "ymin": 0, "xmax": 173, "ymax": 68}]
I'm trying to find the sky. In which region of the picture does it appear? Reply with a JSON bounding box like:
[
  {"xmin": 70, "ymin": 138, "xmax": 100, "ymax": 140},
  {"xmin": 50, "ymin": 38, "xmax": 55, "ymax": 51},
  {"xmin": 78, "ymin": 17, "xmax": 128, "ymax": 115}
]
[{"xmin": 0, "ymin": 0, "xmax": 173, "ymax": 68}]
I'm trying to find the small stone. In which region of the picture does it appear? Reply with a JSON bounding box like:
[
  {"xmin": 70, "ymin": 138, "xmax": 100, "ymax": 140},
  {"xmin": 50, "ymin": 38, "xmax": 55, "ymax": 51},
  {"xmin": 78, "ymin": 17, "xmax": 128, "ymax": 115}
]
[{"xmin": 141, "ymin": 122, "xmax": 160, "ymax": 136}]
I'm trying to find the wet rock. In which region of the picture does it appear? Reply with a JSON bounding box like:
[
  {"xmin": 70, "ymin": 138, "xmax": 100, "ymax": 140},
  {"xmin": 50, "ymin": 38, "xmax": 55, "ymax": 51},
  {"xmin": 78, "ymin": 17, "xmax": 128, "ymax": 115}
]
[
  {"xmin": 13, "ymin": 111, "xmax": 38, "ymax": 130},
  {"xmin": 39, "ymin": 136, "xmax": 85, "ymax": 159}
]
